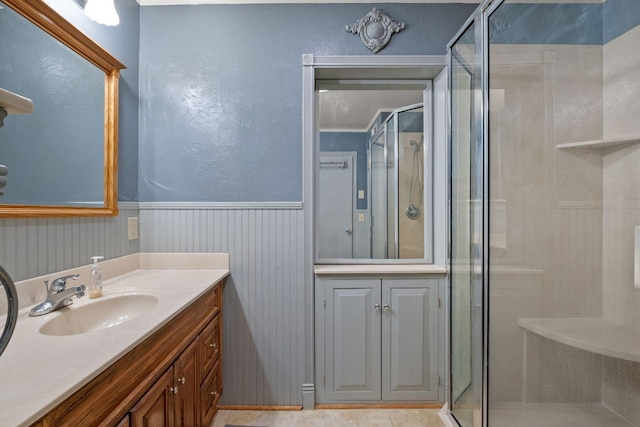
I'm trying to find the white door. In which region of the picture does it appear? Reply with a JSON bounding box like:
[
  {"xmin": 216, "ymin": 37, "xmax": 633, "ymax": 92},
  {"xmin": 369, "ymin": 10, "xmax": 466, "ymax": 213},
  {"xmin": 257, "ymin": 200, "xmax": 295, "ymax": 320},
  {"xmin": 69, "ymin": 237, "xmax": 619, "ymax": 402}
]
[{"xmin": 318, "ymin": 153, "xmax": 355, "ymax": 258}]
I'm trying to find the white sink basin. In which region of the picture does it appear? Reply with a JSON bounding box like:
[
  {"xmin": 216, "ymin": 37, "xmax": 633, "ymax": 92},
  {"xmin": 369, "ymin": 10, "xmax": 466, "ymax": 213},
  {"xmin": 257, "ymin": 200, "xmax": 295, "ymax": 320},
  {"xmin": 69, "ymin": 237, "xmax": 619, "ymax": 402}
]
[{"xmin": 38, "ymin": 294, "xmax": 159, "ymax": 336}]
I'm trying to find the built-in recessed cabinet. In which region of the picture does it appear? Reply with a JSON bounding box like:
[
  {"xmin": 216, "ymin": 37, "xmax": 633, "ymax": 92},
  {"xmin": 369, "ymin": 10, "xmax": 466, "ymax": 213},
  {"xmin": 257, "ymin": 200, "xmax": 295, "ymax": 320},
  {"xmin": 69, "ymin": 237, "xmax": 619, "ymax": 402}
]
[{"xmin": 315, "ymin": 278, "xmax": 441, "ymax": 404}]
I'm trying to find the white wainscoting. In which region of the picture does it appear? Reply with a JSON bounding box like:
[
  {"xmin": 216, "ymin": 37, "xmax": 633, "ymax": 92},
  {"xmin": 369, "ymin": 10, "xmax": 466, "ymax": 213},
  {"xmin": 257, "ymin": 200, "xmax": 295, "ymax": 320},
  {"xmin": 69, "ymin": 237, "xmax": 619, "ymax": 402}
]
[
  {"xmin": 0, "ymin": 208, "xmax": 140, "ymax": 282},
  {"xmin": 139, "ymin": 206, "xmax": 307, "ymax": 406}
]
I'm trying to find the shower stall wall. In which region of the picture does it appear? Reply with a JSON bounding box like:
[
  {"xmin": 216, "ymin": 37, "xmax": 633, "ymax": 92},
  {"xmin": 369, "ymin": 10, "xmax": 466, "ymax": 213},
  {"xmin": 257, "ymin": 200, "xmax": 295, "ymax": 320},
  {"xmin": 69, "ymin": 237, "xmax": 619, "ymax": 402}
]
[{"xmin": 447, "ymin": 1, "xmax": 640, "ymax": 426}]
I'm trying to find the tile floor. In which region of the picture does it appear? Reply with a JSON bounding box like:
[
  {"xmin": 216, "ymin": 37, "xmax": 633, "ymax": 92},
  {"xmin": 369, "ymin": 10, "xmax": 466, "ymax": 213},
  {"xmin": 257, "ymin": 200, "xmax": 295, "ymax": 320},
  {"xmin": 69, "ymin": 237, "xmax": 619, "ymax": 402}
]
[{"xmin": 211, "ymin": 408, "xmax": 444, "ymax": 427}]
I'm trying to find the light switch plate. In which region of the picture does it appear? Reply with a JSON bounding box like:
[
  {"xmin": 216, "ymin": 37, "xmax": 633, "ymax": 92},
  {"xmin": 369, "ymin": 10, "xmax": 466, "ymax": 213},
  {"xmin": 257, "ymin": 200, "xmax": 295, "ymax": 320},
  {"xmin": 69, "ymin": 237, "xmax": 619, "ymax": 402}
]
[
  {"xmin": 358, "ymin": 190, "xmax": 365, "ymax": 199},
  {"xmin": 358, "ymin": 213, "xmax": 365, "ymax": 222},
  {"xmin": 128, "ymin": 217, "xmax": 139, "ymax": 241}
]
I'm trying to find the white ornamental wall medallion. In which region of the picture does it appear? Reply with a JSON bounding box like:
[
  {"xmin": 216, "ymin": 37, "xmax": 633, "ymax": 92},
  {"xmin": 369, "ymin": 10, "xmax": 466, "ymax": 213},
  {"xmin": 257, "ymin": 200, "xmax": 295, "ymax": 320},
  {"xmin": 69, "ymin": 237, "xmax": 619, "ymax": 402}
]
[{"xmin": 345, "ymin": 9, "xmax": 406, "ymax": 54}]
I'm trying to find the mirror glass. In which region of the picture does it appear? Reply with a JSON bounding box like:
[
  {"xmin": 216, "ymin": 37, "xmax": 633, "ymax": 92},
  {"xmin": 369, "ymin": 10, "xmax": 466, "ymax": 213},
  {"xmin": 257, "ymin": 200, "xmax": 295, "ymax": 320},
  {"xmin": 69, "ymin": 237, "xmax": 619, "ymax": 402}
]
[
  {"xmin": 316, "ymin": 87, "xmax": 431, "ymax": 261},
  {"xmin": 0, "ymin": 1, "xmax": 104, "ymax": 206},
  {"xmin": 0, "ymin": 0, "xmax": 123, "ymax": 216}
]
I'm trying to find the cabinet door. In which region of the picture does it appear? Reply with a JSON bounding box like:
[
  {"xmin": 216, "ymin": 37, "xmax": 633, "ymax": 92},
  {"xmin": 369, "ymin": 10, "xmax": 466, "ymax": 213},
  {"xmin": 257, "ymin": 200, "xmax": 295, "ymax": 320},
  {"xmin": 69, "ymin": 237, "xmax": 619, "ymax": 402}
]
[
  {"xmin": 324, "ymin": 279, "xmax": 381, "ymax": 401},
  {"xmin": 174, "ymin": 338, "xmax": 198, "ymax": 427},
  {"xmin": 382, "ymin": 279, "xmax": 439, "ymax": 401},
  {"xmin": 115, "ymin": 415, "xmax": 130, "ymax": 427},
  {"xmin": 131, "ymin": 366, "xmax": 175, "ymax": 427},
  {"xmin": 199, "ymin": 314, "xmax": 221, "ymax": 380},
  {"xmin": 200, "ymin": 359, "xmax": 222, "ymax": 426}
]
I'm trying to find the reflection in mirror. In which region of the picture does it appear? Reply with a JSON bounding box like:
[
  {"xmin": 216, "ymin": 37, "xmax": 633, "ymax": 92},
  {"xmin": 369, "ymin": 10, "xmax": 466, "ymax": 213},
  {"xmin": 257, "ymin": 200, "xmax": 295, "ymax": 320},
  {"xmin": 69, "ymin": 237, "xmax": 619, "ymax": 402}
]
[
  {"xmin": 316, "ymin": 88, "xmax": 430, "ymax": 261},
  {"xmin": 0, "ymin": 0, "xmax": 124, "ymax": 217},
  {"xmin": 0, "ymin": 2, "xmax": 103, "ymax": 206}
]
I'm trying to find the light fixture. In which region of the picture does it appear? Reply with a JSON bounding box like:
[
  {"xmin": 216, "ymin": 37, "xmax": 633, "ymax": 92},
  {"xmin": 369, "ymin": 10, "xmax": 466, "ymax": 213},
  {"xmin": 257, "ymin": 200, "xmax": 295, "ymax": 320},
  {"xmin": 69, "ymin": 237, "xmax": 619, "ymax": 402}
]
[{"xmin": 84, "ymin": 0, "xmax": 120, "ymax": 27}]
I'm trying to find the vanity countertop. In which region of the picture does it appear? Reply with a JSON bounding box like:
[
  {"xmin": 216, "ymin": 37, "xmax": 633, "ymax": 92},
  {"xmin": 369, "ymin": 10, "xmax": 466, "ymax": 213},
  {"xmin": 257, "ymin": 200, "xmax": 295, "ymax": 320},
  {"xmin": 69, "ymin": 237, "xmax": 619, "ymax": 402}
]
[{"xmin": 0, "ymin": 253, "xmax": 229, "ymax": 427}]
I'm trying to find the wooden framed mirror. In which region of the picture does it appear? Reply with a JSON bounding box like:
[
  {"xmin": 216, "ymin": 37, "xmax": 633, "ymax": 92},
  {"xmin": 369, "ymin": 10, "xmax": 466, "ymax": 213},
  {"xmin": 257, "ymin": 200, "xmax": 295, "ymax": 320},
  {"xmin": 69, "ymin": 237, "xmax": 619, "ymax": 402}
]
[{"xmin": 0, "ymin": 0, "xmax": 125, "ymax": 217}]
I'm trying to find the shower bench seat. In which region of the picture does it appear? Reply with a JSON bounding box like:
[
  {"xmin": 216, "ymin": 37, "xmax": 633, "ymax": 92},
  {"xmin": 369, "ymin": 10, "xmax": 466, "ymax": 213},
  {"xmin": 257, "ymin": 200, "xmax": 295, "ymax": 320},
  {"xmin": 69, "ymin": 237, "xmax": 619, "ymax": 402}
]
[{"xmin": 519, "ymin": 317, "xmax": 640, "ymax": 363}]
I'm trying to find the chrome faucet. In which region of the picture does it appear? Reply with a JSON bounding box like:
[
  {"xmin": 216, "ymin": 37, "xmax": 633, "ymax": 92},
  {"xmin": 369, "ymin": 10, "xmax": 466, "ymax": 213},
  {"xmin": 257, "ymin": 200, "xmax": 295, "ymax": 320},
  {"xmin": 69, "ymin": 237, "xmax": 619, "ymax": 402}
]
[{"xmin": 29, "ymin": 274, "xmax": 86, "ymax": 317}]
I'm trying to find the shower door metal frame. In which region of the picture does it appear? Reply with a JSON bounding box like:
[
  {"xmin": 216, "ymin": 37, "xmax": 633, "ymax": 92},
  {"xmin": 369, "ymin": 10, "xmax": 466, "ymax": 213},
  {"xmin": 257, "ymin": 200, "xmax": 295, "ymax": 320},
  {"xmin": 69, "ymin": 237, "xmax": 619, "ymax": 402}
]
[
  {"xmin": 480, "ymin": 2, "xmax": 506, "ymax": 427},
  {"xmin": 369, "ymin": 124, "xmax": 389, "ymax": 259},
  {"xmin": 446, "ymin": 0, "xmax": 514, "ymax": 426},
  {"xmin": 446, "ymin": 4, "xmax": 487, "ymax": 427}
]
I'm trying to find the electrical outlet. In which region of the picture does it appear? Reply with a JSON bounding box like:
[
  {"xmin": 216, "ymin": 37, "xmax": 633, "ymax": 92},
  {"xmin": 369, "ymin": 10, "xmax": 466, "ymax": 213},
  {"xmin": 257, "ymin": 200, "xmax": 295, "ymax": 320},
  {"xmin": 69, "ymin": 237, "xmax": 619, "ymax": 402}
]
[
  {"xmin": 358, "ymin": 213, "xmax": 365, "ymax": 222},
  {"xmin": 128, "ymin": 217, "xmax": 139, "ymax": 241},
  {"xmin": 358, "ymin": 190, "xmax": 365, "ymax": 199}
]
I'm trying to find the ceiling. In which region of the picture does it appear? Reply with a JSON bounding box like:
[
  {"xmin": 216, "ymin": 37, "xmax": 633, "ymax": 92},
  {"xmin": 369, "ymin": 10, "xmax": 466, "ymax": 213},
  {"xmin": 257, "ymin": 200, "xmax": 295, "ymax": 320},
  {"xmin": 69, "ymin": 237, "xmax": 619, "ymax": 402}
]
[{"xmin": 317, "ymin": 89, "xmax": 423, "ymax": 132}]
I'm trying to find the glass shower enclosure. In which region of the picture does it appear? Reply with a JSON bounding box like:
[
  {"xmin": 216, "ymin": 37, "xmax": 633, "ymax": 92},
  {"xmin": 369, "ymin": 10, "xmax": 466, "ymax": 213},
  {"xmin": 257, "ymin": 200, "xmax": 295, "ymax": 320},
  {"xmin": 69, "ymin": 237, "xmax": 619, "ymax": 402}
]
[
  {"xmin": 447, "ymin": 1, "xmax": 640, "ymax": 426},
  {"xmin": 369, "ymin": 104, "xmax": 428, "ymax": 260}
]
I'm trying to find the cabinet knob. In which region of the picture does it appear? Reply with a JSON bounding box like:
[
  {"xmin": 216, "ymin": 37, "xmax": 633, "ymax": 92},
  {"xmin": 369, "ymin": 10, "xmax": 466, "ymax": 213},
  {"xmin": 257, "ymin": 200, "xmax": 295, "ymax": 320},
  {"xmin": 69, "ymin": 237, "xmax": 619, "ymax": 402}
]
[
  {"xmin": 209, "ymin": 391, "xmax": 217, "ymax": 397},
  {"xmin": 383, "ymin": 304, "xmax": 390, "ymax": 312},
  {"xmin": 169, "ymin": 386, "xmax": 178, "ymax": 394},
  {"xmin": 178, "ymin": 376, "xmax": 186, "ymax": 385},
  {"xmin": 374, "ymin": 304, "xmax": 380, "ymax": 311},
  {"xmin": 209, "ymin": 342, "xmax": 217, "ymax": 349}
]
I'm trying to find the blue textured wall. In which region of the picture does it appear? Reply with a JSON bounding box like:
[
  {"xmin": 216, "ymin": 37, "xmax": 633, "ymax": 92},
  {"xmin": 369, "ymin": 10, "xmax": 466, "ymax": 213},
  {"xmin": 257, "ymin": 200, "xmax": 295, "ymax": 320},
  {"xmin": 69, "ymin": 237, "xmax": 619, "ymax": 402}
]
[
  {"xmin": 604, "ymin": 0, "xmax": 640, "ymax": 44},
  {"xmin": 44, "ymin": 0, "xmax": 140, "ymax": 202},
  {"xmin": 138, "ymin": 3, "xmax": 476, "ymax": 202},
  {"xmin": 489, "ymin": 0, "xmax": 640, "ymax": 46}
]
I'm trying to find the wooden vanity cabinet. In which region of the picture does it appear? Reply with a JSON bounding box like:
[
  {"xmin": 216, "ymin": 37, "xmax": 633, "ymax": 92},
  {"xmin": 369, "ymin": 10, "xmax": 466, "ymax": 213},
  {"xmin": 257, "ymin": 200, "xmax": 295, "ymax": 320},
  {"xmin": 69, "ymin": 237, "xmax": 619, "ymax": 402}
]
[
  {"xmin": 200, "ymin": 358, "xmax": 223, "ymax": 425},
  {"xmin": 31, "ymin": 279, "xmax": 225, "ymax": 427},
  {"xmin": 116, "ymin": 415, "xmax": 131, "ymax": 427},
  {"xmin": 198, "ymin": 312, "xmax": 223, "ymax": 425},
  {"xmin": 131, "ymin": 367, "xmax": 175, "ymax": 426},
  {"xmin": 172, "ymin": 338, "xmax": 199, "ymax": 426}
]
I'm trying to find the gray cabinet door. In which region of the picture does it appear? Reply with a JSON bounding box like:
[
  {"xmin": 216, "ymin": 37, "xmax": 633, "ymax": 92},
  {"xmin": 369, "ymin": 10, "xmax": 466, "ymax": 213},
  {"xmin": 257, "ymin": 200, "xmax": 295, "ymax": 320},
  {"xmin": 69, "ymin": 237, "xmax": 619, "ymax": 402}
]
[
  {"xmin": 324, "ymin": 279, "xmax": 381, "ymax": 401},
  {"xmin": 382, "ymin": 279, "xmax": 439, "ymax": 401}
]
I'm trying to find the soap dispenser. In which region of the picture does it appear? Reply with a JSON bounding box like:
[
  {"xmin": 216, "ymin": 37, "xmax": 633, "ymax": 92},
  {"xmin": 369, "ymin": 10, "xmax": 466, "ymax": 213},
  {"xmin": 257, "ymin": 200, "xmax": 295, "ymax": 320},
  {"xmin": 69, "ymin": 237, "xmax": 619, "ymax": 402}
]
[{"xmin": 89, "ymin": 256, "xmax": 104, "ymax": 299}]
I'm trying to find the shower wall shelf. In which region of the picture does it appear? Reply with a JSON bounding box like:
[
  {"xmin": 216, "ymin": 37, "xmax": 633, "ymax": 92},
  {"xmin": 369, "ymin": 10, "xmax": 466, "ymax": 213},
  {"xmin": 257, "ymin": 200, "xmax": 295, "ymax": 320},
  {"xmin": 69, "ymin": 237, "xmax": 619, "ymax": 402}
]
[
  {"xmin": 519, "ymin": 317, "xmax": 640, "ymax": 363},
  {"xmin": 556, "ymin": 135, "xmax": 640, "ymax": 149}
]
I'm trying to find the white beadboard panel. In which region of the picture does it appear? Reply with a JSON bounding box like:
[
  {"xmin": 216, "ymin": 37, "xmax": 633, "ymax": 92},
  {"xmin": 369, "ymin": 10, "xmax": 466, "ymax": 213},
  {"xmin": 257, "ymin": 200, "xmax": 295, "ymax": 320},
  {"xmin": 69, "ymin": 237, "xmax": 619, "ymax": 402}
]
[
  {"xmin": 139, "ymin": 208, "xmax": 306, "ymax": 406},
  {"xmin": 0, "ymin": 209, "xmax": 140, "ymax": 282}
]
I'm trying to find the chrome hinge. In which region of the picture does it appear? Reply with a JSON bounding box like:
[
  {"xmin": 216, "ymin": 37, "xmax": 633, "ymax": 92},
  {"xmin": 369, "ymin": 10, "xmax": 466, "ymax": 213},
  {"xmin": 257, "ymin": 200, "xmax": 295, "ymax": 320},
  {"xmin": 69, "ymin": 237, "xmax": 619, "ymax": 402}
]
[
  {"xmin": 323, "ymin": 375, "xmax": 326, "ymax": 386},
  {"xmin": 438, "ymin": 298, "xmax": 441, "ymax": 308},
  {"xmin": 437, "ymin": 375, "xmax": 441, "ymax": 386},
  {"xmin": 323, "ymin": 299, "xmax": 326, "ymax": 309}
]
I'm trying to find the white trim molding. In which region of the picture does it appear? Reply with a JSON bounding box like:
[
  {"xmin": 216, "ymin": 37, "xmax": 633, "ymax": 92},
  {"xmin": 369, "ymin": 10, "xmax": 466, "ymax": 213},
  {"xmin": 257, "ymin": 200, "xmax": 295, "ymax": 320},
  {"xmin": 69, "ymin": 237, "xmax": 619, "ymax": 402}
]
[{"xmin": 131, "ymin": 201, "xmax": 303, "ymax": 210}]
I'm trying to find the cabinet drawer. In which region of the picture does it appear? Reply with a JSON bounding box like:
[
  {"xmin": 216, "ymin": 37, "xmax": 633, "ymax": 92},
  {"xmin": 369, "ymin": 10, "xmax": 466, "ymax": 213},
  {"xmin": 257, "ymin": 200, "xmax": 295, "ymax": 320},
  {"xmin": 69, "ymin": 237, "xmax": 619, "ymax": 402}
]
[
  {"xmin": 199, "ymin": 314, "xmax": 221, "ymax": 378},
  {"xmin": 200, "ymin": 359, "xmax": 222, "ymax": 426}
]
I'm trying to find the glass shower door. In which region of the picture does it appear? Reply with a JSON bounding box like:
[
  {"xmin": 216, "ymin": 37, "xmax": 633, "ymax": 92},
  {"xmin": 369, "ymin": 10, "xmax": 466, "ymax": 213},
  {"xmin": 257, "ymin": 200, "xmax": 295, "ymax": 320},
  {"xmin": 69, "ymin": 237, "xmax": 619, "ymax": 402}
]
[{"xmin": 449, "ymin": 18, "xmax": 483, "ymax": 427}]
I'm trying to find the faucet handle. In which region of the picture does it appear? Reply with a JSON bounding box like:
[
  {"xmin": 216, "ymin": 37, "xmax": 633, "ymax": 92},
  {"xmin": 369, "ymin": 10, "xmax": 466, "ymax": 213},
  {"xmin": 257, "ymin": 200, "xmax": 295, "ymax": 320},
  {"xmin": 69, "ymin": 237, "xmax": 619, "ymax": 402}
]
[{"xmin": 50, "ymin": 274, "xmax": 79, "ymax": 293}]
